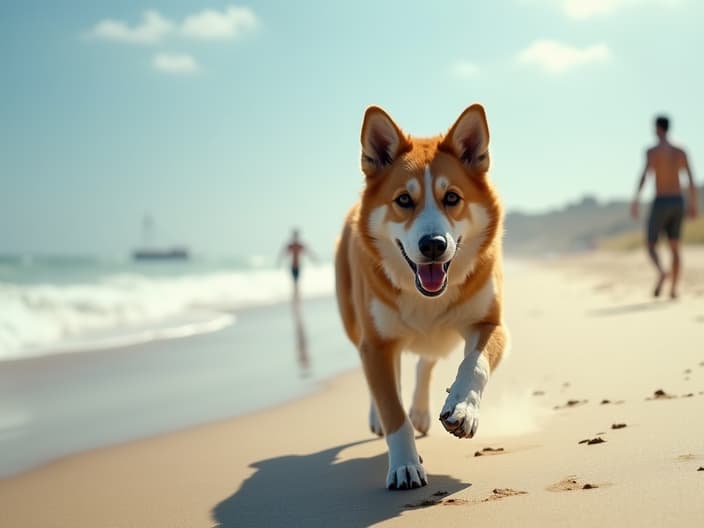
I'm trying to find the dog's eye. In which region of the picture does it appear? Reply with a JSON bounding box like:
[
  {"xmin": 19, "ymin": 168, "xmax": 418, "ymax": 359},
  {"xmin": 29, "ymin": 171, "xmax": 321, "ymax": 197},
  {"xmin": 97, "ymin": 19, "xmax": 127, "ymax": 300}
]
[
  {"xmin": 443, "ymin": 191, "xmax": 461, "ymax": 206},
  {"xmin": 394, "ymin": 193, "xmax": 414, "ymax": 209}
]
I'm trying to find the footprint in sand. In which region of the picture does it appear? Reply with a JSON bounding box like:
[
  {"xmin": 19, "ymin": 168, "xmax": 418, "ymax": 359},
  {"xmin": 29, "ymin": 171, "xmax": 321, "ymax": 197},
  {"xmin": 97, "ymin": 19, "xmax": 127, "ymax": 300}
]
[
  {"xmin": 600, "ymin": 399, "xmax": 626, "ymax": 405},
  {"xmin": 675, "ymin": 455, "xmax": 704, "ymax": 473},
  {"xmin": 474, "ymin": 447, "xmax": 505, "ymax": 457},
  {"xmin": 405, "ymin": 488, "xmax": 527, "ymax": 508},
  {"xmin": 578, "ymin": 437, "xmax": 606, "ymax": 445},
  {"xmin": 480, "ymin": 488, "xmax": 527, "ymax": 502},
  {"xmin": 404, "ymin": 498, "xmax": 444, "ymax": 509},
  {"xmin": 404, "ymin": 490, "xmax": 451, "ymax": 508},
  {"xmin": 554, "ymin": 399, "xmax": 588, "ymax": 410},
  {"xmin": 442, "ymin": 498, "xmax": 470, "ymax": 505},
  {"xmin": 646, "ymin": 389, "xmax": 676, "ymax": 401},
  {"xmin": 675, "ymin": 454, "xmax": 701, "ymax": 462},
  {"xmin": 547, "ymin": 476, "xmax": 607, "ymax": 492}
]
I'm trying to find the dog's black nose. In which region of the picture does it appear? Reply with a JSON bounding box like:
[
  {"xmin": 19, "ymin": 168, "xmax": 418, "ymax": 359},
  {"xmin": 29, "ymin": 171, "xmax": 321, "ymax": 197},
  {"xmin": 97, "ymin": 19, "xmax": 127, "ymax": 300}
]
[{"xmin": 418, "ymin": 234, "xmax": 447, "ymax": 259}]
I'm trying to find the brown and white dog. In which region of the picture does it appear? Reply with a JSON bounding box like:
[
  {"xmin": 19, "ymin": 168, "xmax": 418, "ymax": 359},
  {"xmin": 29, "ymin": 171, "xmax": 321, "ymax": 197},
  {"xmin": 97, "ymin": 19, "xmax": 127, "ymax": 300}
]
[{"xmin": 335, "ymin": 104, "xmax": 507, "ymax": 490}]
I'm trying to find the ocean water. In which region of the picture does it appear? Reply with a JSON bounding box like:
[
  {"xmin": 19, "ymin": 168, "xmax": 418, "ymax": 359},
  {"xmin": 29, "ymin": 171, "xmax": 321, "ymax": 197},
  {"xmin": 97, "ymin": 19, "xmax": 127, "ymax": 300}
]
[
  {"xmin": 0, "ymin": 295, "xmax": 359, "ymax": 478},
  {"xmin": 0, "ymin": 254, "xmax": 335, "ymax": 361},
  {"xmin": 0, "ymin": 255, "xmax": 359, "ymax": 477}
]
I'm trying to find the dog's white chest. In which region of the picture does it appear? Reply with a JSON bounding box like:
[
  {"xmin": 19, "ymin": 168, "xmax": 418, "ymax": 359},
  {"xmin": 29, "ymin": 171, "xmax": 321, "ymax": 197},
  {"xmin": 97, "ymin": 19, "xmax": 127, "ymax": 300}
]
[{"xmin": 370, "ymin": 277, "xmax": 495, "ymax": 357}]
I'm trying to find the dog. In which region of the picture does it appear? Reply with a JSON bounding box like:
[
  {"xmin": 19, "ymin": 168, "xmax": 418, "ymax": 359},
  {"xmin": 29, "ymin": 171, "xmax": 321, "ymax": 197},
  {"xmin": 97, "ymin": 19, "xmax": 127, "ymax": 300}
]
[{"xmin": 334, "ymin": 104, "xmax": 507, "ymax": 490}]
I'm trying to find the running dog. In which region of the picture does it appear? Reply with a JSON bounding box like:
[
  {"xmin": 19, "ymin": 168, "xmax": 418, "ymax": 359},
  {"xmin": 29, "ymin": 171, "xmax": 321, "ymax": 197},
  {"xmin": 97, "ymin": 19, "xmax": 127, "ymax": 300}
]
[{"xmin": 335, "ymin": 104, "xmax": 507, "ymax": 490}]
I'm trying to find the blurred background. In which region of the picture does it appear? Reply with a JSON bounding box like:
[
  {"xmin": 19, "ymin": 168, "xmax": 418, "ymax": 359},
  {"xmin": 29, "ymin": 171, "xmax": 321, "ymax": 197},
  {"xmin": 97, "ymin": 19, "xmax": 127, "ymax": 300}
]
[{"xmin": 1, "ymin": 0, "xmax": 703, "ymax": 476}]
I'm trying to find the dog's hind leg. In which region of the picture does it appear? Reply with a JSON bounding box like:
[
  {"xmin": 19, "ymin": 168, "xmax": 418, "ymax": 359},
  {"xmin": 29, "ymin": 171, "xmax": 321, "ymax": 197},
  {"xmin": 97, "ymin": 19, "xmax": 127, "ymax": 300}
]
[{"xmin": 409, "ymin": 357, "xmax": 436, "ymax": 435}]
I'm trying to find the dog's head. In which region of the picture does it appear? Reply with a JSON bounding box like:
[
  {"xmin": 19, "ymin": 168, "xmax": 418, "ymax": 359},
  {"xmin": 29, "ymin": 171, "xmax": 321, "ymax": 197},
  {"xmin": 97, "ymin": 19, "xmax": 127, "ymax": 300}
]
[{"xmin": 358, "ymin": 105, "xmax": 501, "ymax": 298}]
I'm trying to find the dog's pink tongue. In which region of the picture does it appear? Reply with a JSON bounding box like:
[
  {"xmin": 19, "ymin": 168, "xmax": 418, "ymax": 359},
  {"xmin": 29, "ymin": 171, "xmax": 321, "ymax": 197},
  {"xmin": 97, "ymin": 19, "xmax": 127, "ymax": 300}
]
[{"xmin": 417, "ymin": 263, "xmax": 446, "ymax": 292}]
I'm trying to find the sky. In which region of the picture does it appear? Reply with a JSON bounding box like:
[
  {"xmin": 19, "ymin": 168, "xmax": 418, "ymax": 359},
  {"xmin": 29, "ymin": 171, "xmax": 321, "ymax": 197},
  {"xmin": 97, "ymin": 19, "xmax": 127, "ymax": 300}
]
[{"xmin": 1, "ymin": 0, "xmax": 703, "ymax": 259}]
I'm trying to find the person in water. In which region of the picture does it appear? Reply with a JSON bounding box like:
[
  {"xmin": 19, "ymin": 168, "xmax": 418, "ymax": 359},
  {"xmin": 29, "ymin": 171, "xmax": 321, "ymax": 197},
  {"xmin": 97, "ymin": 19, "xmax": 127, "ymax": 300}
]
[
  {"xmin": 631, "ymin": 115, "xmax": 698, "ymax": 299},
  {"xmin": 278, "ymin": 228, "xmax": 317, "ymax": 375},
  {"xmin": 278, "ymin": 228, "xmax": 317, "ymax": 298}
]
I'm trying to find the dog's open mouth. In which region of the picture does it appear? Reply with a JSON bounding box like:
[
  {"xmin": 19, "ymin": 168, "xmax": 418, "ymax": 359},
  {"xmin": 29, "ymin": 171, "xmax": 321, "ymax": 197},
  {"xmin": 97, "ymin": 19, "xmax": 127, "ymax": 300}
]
[{"xmin": 396, "ymin": 240, "xmax": 454, "ymax": 297}]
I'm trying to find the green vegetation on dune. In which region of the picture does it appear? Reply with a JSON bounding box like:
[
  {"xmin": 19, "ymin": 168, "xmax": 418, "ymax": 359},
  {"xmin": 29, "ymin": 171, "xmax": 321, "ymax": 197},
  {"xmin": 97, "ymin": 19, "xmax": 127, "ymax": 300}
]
[
  {"xmin": 598, "ymin": 231, "xmax": 642, "ymax": 251},
  {"xmin": 684, "ymin": 216, "xmax": 704, "ymax": 244},
  {"xmin": 504, "ymin": 185, "xmax": 704, "ymax": 255},
  {"xmin": 599, "ymin": 216, "xmax": 704, "ymax": 251}
]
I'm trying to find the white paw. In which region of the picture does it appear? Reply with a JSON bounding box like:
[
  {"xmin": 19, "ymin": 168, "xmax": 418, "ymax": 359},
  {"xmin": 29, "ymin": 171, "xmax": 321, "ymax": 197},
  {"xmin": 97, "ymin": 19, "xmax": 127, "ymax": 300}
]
[
  {"xmin": 409, "ymin": 406, "xmax": 431, "ymax": 435},
  {"xmin": 369, "ymin": 404, "xmax": 384, "ymax": 436},
  {"xmin": 386, "ymin": 460, "xmax": 428, "ymax": 490},
  {"xmin": 439, "ymin": 397, "xmax": 480, "ymax": 439}
]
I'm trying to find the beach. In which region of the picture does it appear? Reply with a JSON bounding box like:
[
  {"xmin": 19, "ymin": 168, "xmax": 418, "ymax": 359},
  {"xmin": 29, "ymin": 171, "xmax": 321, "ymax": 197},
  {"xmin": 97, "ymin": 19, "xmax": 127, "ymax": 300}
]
[{"xmin": 1, "ymin": 250, "xmax": 703, "ymax": 527}]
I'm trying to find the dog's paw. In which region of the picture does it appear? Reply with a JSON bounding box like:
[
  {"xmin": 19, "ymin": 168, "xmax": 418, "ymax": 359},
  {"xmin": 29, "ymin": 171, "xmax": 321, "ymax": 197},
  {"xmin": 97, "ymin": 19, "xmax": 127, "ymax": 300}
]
[
  {"xmin": 369, "ymin": 405, "xmax": 384, "ymax": 437},
  {"xmin": 409, "ymin": 406, "xmax": 431, "ymax": 435},
  {"xmin": 386, "ymin": 460, "xmax": 428, "ymax": 490},
  {"xmin": 439, "ymin": 399, "xmax": 480, "ymax": 439}
]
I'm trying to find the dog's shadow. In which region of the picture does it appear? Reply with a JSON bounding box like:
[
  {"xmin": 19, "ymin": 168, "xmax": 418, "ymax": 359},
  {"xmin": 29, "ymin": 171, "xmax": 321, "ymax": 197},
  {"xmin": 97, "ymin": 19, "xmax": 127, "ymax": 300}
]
[{"xmin": 211, "ymin": 438, "xmax": 470, "ymax": 527}]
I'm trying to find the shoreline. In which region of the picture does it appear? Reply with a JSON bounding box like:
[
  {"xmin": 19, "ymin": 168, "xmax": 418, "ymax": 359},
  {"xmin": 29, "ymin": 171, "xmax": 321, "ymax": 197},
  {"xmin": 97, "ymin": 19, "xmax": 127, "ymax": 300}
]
[
  {"xmin": 0, "ymin": 295, "xmax": 359, "ymax": 479},
  {"xmin": 1, "ymin": 366, "xmax": 364, "ymax": 481}
]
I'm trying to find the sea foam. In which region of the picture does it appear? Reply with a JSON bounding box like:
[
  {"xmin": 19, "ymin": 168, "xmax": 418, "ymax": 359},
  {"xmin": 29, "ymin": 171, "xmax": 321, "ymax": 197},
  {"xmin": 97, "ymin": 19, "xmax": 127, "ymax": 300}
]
[{"xmin": 0, "ymin": 265, "xmax": 335, "ymax": 361}]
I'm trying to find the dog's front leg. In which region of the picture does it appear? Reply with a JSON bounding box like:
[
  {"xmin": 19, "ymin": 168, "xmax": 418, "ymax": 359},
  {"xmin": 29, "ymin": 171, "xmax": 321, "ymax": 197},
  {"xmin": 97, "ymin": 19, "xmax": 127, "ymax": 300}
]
[
  {"xmin": 359, "ymin": 340, "xmax": 427, "ymax": 490},
  {"xmin": 369, "ymin": 351, "xmax": 401, "ymax": 436},
  {"xmin": 440, "ymin": 323, "xmax": 506, "ymax": 438}
]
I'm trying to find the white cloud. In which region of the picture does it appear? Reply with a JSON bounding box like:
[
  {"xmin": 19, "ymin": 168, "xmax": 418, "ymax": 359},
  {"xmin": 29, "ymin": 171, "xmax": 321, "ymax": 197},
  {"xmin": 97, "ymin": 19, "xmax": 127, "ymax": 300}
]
[
  {"xmin": 181, "ymin": 6, "xmax": 258, "ymax": 40},
  {"xmin": 517, "ymin": 40, "xmax": 611, "ymax": 74},
  {"xmin": 450, "ymin": 60, "xmax": 481, "ymax": 79},
  {"xmin": 87, "ymin": 6, "xmax": 258, "ymax": 44},
  {"xmin": 523, "ymin": 0, "xmax": 683, "ymax": 19},
  {"xmin": 88, "ymin": 10, "xmax": 174, "ymax": 44},
  {"xmin": 153, "ymin": 53, "xmax": 199, "ymax": 75}
]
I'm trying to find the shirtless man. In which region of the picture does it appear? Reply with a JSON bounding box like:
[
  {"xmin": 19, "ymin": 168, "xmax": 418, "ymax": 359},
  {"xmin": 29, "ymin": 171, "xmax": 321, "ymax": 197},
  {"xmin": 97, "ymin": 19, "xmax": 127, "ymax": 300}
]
[
  {"xmin": 278, "ymin": 228, "xmax": 316, "ymax": 298},
  {"xmin": 631, "ymin": 115, "xmax": 698, "ymax": 299}
]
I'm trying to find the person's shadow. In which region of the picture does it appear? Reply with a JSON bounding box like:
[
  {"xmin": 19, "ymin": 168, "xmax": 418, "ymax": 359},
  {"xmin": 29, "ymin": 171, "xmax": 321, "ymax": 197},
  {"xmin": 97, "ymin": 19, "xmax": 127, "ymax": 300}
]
[
  {"xmin": 211, "ymin": 438, "xmax": 471, "ymax": 527},
  {"xmin": 292, "ymin": 295, "xmax": 311, "ymax": 376},
  {"xmin": 588, "ymin": 300, "xmax": 668, "ymax": 317}
]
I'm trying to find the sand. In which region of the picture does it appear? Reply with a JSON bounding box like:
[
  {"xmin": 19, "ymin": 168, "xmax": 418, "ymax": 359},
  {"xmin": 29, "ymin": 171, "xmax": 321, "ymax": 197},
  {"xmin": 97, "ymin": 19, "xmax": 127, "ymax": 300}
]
[{"xmin": 1, "ymin": 249, "xmax": 703, "ymax": 527}]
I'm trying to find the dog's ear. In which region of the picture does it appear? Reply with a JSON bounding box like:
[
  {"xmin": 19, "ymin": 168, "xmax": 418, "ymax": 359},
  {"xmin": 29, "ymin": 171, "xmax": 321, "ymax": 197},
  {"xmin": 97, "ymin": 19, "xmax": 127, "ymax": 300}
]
[
  {"xmin": 441, "ymin": 104, "xmax": 490, "ymax": 173},
  {"xmin": 360, "ymin": 106, "xmax": 409, "ymax": 178}
]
